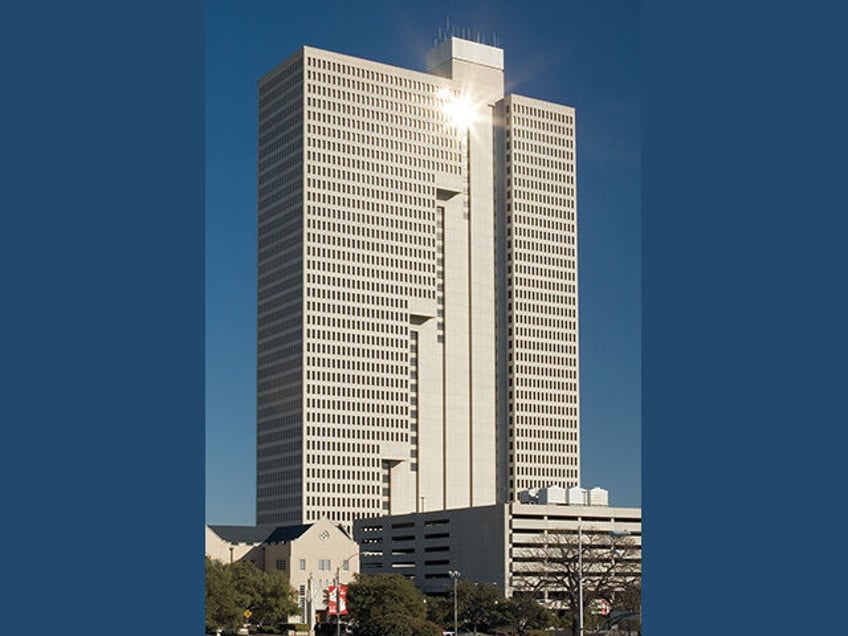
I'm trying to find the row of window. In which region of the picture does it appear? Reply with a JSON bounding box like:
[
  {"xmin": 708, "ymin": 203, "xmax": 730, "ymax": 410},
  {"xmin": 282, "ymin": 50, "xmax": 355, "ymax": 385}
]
[
  {"xmin": 514, "ymin": 463, "xmax": 579, "ymax": 475},
  {"xmin": 305, "ymin": 270, "xmax": 431, "ymax": 300},
  {"xmin": 305, "ymin": 119, "xmax": 461, "ymax": 165},
  {"xmin": 509, "ymin": 274, "xmax": 576, "ymax": 294},
  {"xmin": 305, "ymin": 384, "xmax": 406, "ymax": 402},
  {"xmin": 306, "ymin": 315, "xmax": 410, "ymax": 336},
  {"xmin": 307, "ymin": 262, "xmax": 434, "ymax": 290},
  {"xmin": 306, "ymin": 52, "xmax": 445, "ymax": 96},
  {"xmin": 308, "ymin": 162, "xmax": 435, "ymax": 193},
  {"xmin": 510, "ymin": 126, "xmax": 575, "ymax": 149},
  {"xmin": 307, "ymin": 479, "xmax": 382, "ymax": 495},
  {"xmin": 508, "ymin": 101, "xmax": 574, "ymax": 124},
  {"xmin": 509, "ymin": 400, "xmax": 576, "ymax": 415},
  {"xmin": 306, "ymin": 336, "xmax": 404, "ymax": 356},
  {"xmin": 306, "ymin": 81, "xmax": 455, "ymax": 130},
  {"xmin": 306, "ymin": 134, "xmax": 458, "ymax": 175},
  {"xmin": 258, "ymin": 56, "xmax": 301, "ymax": 109},
  {"xmin": 305, "ymin": 397, "xmax": 406, "ymax": 415},
  {"xmin": 307, "ymin": 208, "xmax": 434, "ymax": 240},
  {"xmin": 306, "ymin": 107, "xmax": 461, "ymax": 150},
  {"xmin": 273, "ymin": 558, "xmax": 351, "ymax": 572},
  {"xmin": 306, "ymin": 97, "xmax": 459, "ymax": 153}
]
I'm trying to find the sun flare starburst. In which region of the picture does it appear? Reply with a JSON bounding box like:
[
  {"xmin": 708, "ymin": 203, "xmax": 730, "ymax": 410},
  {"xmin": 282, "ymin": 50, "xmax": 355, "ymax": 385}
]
[{"xmin": 439, "ymin": 89, "xmax": 476, "ymax": 131}]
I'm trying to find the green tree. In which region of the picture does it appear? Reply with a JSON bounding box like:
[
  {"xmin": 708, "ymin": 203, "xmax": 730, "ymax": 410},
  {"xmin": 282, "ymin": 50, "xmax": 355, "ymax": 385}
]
[
  {"xmin": 347, "ymin": 574, "xmax": 440, "ymax": 636},
  {"xmin": 230, "ymin": 560, "xmax": 299, "ymax": 626},
  {"xmin": 252, "ymin": 569, "xmax": 300, "ymax": 626},
  {"xmin": 424, "ymin": 594, "xmax": 452, "ymax": 628},
  {"xmin": 456, "ymin": 582, "xmax": 505, "ymax": 634},
  {"xmin": 206, "ymin": 557, "xmax": 243, "ymax": 630},
  {"xmin": 205, "ymin": 558, "xmax": 299, "ymax": 630},
  {"xmin": 600, "ymin": 584, "xmax": 641, "ymax": 634},
  {"xmin": 612, "ymin": 582, "xmax": 641, "ymax": 615},
  {"xmin": 499, "ymin": 595, "xmax": 556, "ymax": 636},
  {"xmin": 363, "ymin": 613, "xmax": 444, "ymax": 636}
]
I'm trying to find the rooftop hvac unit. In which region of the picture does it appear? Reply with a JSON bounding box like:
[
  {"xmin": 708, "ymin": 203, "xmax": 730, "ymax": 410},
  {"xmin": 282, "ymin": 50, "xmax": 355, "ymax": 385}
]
[
  {"xmin": 567, "ymin": 486, "xmax": 587, "ymax": 505},
  {"xmin": 518, "ymin": 488, "xmax": 540, "ymax": 503},
  {"xmin": 587, "ymin": 487, "xmax": 609, "ymax": 506},
  {"xmin": 538, "ymin": 485, "xmax": 566, "ymax": 505}
]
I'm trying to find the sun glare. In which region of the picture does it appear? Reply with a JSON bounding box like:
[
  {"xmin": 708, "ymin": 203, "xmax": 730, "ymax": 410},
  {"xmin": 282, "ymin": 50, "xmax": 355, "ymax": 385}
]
[{"xmin": 439, "ymin": 89, "xmax": 476, "ymax": 132}]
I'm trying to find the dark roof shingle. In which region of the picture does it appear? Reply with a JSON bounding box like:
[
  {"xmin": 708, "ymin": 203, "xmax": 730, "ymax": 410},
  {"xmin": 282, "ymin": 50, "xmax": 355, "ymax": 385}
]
[{"xmin": 208, "ymin": 523, "xmax": 312, "ymax": 545}]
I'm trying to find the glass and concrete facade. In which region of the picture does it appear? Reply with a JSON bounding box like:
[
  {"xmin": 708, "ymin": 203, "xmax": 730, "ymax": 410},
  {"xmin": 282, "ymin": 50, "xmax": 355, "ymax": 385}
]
[{"xmin": 256, "ymin": 37, "xmax": 579, "ymax": 531}]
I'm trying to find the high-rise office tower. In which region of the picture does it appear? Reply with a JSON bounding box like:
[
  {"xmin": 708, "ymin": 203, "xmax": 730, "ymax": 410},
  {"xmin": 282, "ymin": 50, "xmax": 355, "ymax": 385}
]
[{"xmin": 256, "ymin": 37, "xmax": 578, "ymax": 529}]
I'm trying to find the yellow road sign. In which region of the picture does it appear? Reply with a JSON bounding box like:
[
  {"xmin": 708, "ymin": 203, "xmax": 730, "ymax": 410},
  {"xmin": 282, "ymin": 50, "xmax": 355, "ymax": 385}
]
[{"xmin": 244, "ymin": 609, "xmax": 252, "ymax": 619}]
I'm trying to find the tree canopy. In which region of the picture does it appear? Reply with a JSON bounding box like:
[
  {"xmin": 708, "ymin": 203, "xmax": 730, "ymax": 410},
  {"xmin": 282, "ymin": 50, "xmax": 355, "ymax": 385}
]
[
  {"xmin": 499, "ymin": 594, "xmax": 557, "ymax": 636},
  {"xmin": 205, "ymin": 557, "xmax": 299, "ymax": 631},
  {"xmin": 425, "ymin": 580, "xmax": 556, "ymax": 636},
  {"xmin": 346, "ymin": 574, "xmax": 441, "ymax": 636},
  {"xmin": 456, "ymin": 582, "xmax": 504, "ymax": 634}
]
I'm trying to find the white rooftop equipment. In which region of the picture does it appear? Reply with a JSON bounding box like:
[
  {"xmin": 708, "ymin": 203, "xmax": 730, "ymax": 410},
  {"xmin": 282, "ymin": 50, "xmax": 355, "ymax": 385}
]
[
  {"xmin": 538, "ymin": 485, "xmax": 567, "ymax": 504},
  {"xmin": 587, "ymin": 486, "xmax": 609, "ymax": 506},
  {"xmin": 567, "ymin": 486, "xmax": 587, "ymax": 505}
]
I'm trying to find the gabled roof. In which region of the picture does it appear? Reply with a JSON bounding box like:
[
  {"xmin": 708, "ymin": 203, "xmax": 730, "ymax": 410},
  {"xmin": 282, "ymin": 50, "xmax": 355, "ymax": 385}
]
[{"xmin": 208, "ymin": 523, "xmax": 312, "ymax": 545}]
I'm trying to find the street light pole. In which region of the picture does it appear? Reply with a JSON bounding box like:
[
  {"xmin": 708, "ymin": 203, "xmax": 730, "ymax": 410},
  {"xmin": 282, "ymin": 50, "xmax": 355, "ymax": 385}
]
[
  {"xmin": 335, "ymin": 567, "xmax": 341, "ymax": 636},
  {"xmin": 577, "ymin": 525, "xmax": 584, "ymax": 636},
  {"xmin": 307, "ymin": 574, "xmax": 313, "ymax": 635},
  {"xmin": 448, "ymin": 570, "xmax": 461, "ymax": 635},
  {"xmin": 577, "ymin": 527, "xmax": 632, "ymax": 636},
  {"xmin": 333, "ymin": 550, "xmax": 360, "ymax": 636}
]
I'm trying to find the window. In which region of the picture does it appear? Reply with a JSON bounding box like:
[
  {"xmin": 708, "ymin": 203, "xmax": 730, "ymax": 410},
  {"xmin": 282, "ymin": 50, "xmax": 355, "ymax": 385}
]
[
  {"xmin": 319, "ymin": 558, "xmax": 332, "ymax": 571},
  {"xmin": 276, "ymin": 559, "xmax": 287, "ymax": 571},
  {"xmin": 299, "ymin": 559, "xmax": 306, "ymax": 570}
]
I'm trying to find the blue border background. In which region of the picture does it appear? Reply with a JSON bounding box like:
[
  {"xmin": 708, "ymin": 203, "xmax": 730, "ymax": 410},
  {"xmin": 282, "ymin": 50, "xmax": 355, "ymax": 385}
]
[
  {"xmin": 644, "ymin": 2, "xmax": 847, "ymax": 634},
  {"xmin": 2, "ymin": 1, "xmax": 204, "ymax": 632},
  {"xmin": 3, "ymin": 0, "xmax": 847, "ymax": 632}
]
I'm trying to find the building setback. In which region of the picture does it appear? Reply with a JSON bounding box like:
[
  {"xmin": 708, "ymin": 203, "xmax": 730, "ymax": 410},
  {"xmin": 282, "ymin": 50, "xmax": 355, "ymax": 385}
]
[{"xmin": 256, "ymin": 37, "xmax": 579, "ymax": 530}]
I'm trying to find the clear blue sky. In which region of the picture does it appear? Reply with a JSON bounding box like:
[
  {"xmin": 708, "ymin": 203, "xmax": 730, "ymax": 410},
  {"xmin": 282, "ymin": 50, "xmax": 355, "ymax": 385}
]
[{"xmin": 206, "ymin": 0, "xmax": 640, "ymax": 525}]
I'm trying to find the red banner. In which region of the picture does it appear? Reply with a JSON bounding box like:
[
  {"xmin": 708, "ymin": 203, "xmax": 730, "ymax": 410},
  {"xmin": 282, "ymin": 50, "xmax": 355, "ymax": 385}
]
[{"xmin": 327, "ymin": 585, "xmax": 348, "ymax": 616}]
